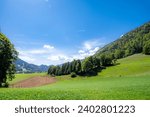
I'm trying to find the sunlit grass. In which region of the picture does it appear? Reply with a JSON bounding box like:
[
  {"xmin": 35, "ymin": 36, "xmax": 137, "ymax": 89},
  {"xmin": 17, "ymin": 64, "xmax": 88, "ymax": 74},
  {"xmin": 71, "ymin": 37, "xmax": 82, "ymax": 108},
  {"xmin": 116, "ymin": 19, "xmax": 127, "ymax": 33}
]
[
  {"xmin": 8, "ymin": 72, "xmax": 47, "ymax": 84},
  {"xmin": 1, "ymin": 54, "xmax": 150, "ymax": 100}
]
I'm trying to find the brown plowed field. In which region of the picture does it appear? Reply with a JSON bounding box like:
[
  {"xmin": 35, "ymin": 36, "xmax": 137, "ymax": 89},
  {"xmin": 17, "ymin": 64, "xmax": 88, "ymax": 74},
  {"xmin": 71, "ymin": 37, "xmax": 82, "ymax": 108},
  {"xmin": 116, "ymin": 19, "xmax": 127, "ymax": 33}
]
[{"xmin": 10, "ymin": 76, "xmax": 57, "ymax": 88}]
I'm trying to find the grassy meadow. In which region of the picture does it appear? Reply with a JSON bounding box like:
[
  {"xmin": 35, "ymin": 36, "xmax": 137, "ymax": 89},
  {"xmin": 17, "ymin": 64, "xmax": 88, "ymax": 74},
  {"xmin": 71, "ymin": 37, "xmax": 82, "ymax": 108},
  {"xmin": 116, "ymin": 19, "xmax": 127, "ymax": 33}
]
[
  {"xmin": 8, "ymin": 72, "xmax": 46, "ymax": 84},
  {"xmin": 0, "ymin": 54, "xmax": 150, "ymax": 100}
]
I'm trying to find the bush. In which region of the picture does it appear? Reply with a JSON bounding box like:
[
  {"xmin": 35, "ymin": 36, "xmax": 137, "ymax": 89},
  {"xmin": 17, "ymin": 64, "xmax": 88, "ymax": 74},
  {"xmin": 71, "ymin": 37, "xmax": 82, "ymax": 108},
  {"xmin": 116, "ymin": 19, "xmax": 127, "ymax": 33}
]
[
  {"xmin": 1, "ymin": 82, "xmax": 9, "ymax": 88},
  {"xmin": 71, "ymin": 72, "xmax": 77, "ymax": 78}
]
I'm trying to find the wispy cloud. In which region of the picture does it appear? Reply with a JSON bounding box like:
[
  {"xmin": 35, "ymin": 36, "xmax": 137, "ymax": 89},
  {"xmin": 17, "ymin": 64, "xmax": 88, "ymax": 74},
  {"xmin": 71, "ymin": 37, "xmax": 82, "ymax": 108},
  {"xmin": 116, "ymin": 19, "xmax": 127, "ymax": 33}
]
[
  {"xmin": 43, "ymin": 44, "xmax": 54, "ymax": 50},
  {"xmin": 83, "ymin": 39, "xmax": 105, "ymax": 50},
  {"xmin": 17, "ymin": 39, "xmax": 105, "ymax": 65}
]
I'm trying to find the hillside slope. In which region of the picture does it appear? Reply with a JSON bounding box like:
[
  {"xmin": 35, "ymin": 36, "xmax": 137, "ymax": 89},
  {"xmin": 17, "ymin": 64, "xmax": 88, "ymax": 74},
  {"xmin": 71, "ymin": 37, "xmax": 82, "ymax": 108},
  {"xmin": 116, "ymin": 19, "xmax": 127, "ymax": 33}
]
[
  {"xmin": 95, "ymin": 21, "xmax": 150, "ymax": 58},
  {"xmin": 99, "ymin": 54, "xmax": 150, "ymax": 77},
  {"xmin": 15, "ymin": 59, "xmax": 49, "ymax": 73}
]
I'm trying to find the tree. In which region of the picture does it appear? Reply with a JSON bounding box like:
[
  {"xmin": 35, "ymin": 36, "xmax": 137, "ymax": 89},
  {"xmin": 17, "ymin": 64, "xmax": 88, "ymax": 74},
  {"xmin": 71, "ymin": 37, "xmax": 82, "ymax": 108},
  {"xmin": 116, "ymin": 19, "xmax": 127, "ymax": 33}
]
[
  {"xmin": 0, "ymin": 33, "xmax": 18, "ymax": 87},
  {"xmin": 48, "ymin": 65, "xmax": 56, "ymax": 76},
  {"xmin": 82, "ymin": 57, "xmax": 93, "ymax": 73},
  {"xmin": 92, "ymin": 57, "xmax": 100, "ymax": 68},
  {"xmin": 114, "ymin": 50, "xmax": 125, "ymax": 59},
  {"xmin": 143, "ymin": 41, "xmax": 150, "ymax": 55},
  {"xmin": 75, "ymin": 60, "xmax": 81, "ymax": 74},
  {"xmin": 100, "ymin": 54, "xmax": 113, "ymax": 66},
  {"xmin": 100, "ymin": 54, "xmax": 106, "ymax": 66},
  {"xmin": 55, "ymin": 66, "xmax": 61, "ymax": 76}
]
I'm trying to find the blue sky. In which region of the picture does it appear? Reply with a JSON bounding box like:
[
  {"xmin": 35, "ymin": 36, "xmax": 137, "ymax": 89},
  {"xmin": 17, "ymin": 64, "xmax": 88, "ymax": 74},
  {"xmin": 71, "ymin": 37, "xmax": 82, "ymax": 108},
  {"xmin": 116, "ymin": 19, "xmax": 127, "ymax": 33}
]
[{"xmin": 0, "ymin": 0, "xmax": 150, "ymax": 65}]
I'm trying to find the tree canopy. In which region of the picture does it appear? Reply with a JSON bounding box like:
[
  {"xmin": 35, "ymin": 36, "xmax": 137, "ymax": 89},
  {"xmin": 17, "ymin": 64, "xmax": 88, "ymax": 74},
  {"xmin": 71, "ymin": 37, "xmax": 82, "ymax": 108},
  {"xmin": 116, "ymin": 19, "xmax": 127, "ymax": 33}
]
[
  {"xmin": 95, "ymin": 22, "xmax": 150, "ymax": 59},
  {"xmin": 48, "ymin": 56, "xmax": 114, "ymax": 77},
  {"xmin": 0, "ymin": 33, "xmax": 18, "ymax": 87}
]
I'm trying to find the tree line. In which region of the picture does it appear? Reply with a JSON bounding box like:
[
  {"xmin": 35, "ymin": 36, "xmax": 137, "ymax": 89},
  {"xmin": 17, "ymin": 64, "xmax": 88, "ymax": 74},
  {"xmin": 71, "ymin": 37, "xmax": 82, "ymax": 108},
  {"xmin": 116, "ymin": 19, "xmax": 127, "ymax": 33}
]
[{"xmin": 48, "ymin": 55, "xmax": 115, "ymax": 77}]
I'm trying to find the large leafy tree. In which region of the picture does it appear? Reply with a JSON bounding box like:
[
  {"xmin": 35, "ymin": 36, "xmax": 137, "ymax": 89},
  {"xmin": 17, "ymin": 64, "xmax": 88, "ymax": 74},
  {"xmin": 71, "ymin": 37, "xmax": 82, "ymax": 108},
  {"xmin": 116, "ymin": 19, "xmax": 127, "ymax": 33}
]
[
  {"xmin": 81, "ymin": 57, "xmax": 93, "ymax": 73},
  {"xmin": 0, "ymin": 33, "xmax": 18, "ymax": 87}
]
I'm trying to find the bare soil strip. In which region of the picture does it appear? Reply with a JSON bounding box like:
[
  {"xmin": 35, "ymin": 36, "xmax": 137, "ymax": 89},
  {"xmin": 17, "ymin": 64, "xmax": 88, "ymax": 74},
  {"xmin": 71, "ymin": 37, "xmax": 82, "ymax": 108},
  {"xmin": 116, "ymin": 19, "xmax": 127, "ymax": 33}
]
[{"xmin": 10, "ymin": 76, "xmax": 57, "ymax": 88}]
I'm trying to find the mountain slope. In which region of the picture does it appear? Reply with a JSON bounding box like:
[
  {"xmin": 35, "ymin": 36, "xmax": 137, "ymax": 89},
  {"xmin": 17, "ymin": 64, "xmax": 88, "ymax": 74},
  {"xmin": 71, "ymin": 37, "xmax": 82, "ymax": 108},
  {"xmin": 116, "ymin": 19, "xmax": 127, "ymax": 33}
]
[
  {"xmin": 95, "ymin": 21, "xmax": 150, "ymax": 58},
  {"xmin": 15, "ymin": 59, "xmax": 49, "ymax": 73}
]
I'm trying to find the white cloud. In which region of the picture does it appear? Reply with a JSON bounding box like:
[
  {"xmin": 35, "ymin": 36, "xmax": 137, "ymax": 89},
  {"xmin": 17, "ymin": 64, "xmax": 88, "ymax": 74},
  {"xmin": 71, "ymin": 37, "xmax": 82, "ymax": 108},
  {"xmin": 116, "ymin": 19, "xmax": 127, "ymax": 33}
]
[
  {"xmin": 43, "ymin": 44, "xmax": 54, "ymax": 50},
  {"xmin": 19, "ymin": 56, "xmax": 35, "ymax": 62},
  {"xmin": 84, "ymin": 42, "xmax": 92, "ymax": 50},
  {"xmin": 120, "ymin": 34, "xmax": 124, "ymax": 38},
  {"xmin": 29, "ymin": 50, "xmax": 48, "ymax": 54},
  {"xmin": 83, "ymin": 39, "xmax": 104, "ymax": 51},
  {"xmin": 17, "ymin": 39, "xmax": 104, "ymax": 65},
  {"xmin": 18, "ymin": 50, "xmax": 35, "ymax": 63},
  {"xmin": 77, "ymin": 47, "xmax": 99, "ymax": 58},
  {"xmin": 78, "ymin": 50, "xmax": 85, "ymax": 54},
  {"xmin": 76, "ymin": 39, "xmax": 104, "ymax": 59},
  {"xmin": 47, "ymin": 55, "xmax": 71, "ymax": 61},
  {"xmin": 89, "ymin": 47, "xmax": 99, "ymax": 54},
  {"xmin": 18, "ymin": 44, "xmax": 55, "ymax": 55}
]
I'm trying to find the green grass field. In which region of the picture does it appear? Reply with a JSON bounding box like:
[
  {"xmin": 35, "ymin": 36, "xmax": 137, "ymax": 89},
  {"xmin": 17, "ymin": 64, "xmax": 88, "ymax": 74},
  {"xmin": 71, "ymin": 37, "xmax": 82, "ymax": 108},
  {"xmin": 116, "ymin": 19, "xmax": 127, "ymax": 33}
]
[
  {"xmin": 8, "ymin": 72, "xmax": 46, "ymax": 84},
  {"xmin": 0, "ymin": 54, "xmax": 150, "ymax": 100}
]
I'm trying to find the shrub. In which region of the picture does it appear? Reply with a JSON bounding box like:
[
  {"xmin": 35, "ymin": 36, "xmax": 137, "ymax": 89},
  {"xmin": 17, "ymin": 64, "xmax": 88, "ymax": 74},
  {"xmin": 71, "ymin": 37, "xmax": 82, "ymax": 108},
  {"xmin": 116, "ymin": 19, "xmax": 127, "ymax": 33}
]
[
  {"xmin": 71, "ymin": 72, "xmax": 77, "ymax": 78},
  {"xmin": 1, "ymin": 82, "xmax": 9, "ymax": 88}
]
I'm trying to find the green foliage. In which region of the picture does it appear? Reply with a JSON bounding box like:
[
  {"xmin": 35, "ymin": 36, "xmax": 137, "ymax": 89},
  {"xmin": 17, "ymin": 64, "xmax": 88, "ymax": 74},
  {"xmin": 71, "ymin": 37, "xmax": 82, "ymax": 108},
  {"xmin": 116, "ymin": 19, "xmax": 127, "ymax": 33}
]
[
  {"xmin": 0, "ymin": 33, "xmax": 18, "ymax": 87},
  {"xmin": 1, "ymin": 82, "xmax": 9, "ymax": 88},
  {"xmin": 82, "ymin": 57, "xmax": 93, "ymax": 73},
  {"xmin": 114, "ymin": 50, "xmax": 125, "ymax": 59},
  {"xmin": 100, "ymin": 54, "xmax": 113, "ymax": 66},
  {"xmin": 48, "ymin": 54, "xmax": 113, "ymax": 77},
  {"xmin": 143, "ymin": 41, "xmax": 150, "ymax": 55},
  {"xmin": 75, "ymin": 60, "xmax": 81, "ymax": 74},
  {"xmin": 70, "ymin": 72, "xmax": 77, "ymax": 78},
  {"xmin": 48, "ymin": 65, "xmax": 56, "ymax": 76},
  {"xmin": 95, "ymin": 22, "xmax": 150, "ymax": 58}
]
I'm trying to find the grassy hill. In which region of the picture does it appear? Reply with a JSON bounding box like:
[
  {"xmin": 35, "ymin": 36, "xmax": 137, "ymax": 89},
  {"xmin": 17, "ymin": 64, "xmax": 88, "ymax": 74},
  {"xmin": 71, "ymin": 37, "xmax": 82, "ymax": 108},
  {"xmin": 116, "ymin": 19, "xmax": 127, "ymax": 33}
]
[
  {"xmin": 99, "ymin": 54, "xmax": 150, "ymax": 77},
  {"xmin": 0, "ymin": 54, "xmax": 150, "ymax": 100}
]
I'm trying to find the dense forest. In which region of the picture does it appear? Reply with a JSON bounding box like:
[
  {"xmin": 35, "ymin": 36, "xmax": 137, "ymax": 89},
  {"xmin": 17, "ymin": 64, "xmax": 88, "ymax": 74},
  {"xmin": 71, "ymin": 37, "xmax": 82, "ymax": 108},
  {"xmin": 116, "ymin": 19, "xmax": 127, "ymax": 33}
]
[
  {"xmin": 95, "ymin": 21, "xmax": 150, "ymax": 58},
  {"xmin": 48, "ymin": 56, "xmax": 115, "ymax": 77},
  {"xmin": 48, "ymin": 21, "xmax": 150, "ymax": 77}
]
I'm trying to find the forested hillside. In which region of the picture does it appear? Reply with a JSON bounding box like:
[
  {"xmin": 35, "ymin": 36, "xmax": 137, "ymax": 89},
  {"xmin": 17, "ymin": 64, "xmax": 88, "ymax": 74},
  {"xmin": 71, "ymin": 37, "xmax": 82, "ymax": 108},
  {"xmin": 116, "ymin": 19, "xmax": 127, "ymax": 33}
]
[
  {"xmin": 48, "ymin": 21, "xmax": 150, "ymax": 77},
  {"xmin": 95, "ymin": 21, "xmax": 150, "ymax": 58}
]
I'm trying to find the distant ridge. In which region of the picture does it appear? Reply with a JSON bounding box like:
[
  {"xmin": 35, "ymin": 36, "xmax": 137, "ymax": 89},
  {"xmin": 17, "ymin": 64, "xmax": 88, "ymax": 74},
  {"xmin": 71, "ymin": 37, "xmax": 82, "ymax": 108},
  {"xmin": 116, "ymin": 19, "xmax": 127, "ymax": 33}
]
[{"xmin": 15, "ymin": 58, "xmax": 49, "ymax": 73}]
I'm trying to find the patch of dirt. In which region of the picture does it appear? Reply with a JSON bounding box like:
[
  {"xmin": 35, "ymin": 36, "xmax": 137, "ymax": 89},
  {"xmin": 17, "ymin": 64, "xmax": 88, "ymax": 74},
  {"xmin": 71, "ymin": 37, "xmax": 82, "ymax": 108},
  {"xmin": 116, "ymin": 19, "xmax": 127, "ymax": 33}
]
[{"xmin": 10, "ymin": 76, "xmax": 57, "ymax": 88}]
